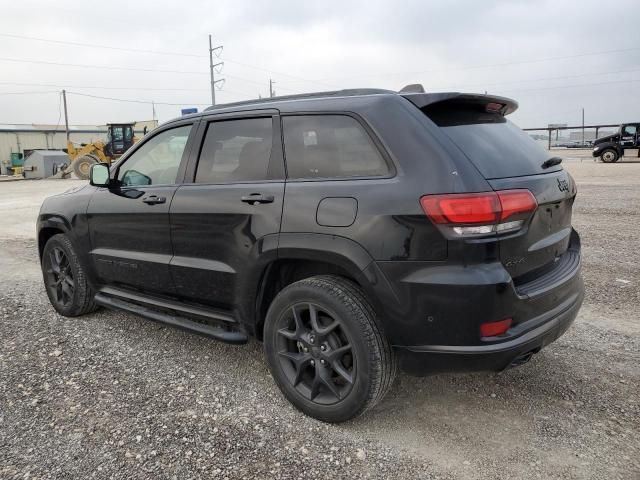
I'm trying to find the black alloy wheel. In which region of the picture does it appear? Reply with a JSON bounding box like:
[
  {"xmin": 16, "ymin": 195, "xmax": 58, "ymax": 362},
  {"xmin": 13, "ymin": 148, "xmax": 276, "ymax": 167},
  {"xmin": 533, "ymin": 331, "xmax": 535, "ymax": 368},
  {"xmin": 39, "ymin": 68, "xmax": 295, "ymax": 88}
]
[
  {"xmin": 45, "ymin": 246, "xmax": 75, "ymax": 309},
  {"xmin": 264, "ymin": 275, "xmax": 396, "ymax": 422},
  {"xmin": 41, "ymin": 234, "xmax": 97, "ymax": 317},
  {"xmin": 276, "ymin": 302, "xmax": 355, "ymax": 404}
]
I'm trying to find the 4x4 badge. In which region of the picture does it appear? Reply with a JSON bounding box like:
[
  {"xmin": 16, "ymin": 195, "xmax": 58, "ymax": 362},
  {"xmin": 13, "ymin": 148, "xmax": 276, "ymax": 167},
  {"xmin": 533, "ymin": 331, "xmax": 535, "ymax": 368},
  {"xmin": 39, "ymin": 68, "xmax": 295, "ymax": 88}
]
[{"xmin": 557, "ymin": 178, "xmax": 570, "ymax": 193}]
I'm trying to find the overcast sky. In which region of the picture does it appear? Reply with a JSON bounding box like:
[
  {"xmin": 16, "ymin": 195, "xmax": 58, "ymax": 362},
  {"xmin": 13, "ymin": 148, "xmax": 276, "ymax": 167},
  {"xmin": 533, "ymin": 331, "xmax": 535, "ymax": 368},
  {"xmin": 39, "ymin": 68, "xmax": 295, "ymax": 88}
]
[{"xmin": 1, "ymin": 0, "xmax": 639, "ymax": 128}]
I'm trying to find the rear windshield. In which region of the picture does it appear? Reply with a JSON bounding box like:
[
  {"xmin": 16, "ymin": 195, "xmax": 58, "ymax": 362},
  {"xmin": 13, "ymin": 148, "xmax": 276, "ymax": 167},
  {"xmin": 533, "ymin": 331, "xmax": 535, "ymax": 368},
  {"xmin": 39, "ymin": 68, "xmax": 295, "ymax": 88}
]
[{"xmin": 424, "ymin": 107, "xmax": 561, "ymax": 179}]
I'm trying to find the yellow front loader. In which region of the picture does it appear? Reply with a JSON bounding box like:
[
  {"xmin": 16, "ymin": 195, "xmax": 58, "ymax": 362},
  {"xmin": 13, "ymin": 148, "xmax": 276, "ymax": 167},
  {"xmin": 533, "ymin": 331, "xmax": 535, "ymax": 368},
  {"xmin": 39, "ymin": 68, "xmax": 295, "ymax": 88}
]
[{"xmin": 66, "ymin": 123, "xmax": 137, "ymax": 180}]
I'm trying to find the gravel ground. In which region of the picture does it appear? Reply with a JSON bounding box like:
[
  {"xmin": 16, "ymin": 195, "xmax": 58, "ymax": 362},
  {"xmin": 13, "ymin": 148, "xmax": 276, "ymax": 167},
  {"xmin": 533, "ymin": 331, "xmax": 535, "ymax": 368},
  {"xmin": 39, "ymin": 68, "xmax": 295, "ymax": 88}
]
[{"xmin": 0, "ymin": 157, "xmax": 639, "ymax": 479}]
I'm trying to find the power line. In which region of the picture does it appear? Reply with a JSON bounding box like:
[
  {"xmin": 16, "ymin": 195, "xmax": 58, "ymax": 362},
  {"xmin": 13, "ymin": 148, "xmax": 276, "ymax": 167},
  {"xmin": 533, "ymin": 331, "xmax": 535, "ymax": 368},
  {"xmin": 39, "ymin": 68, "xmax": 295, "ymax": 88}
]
[
  {"xmin": 0, "ymin": 90, "xmax": 58, "ymax": 96},
  {"xmin": 499, "ymin": 78, "xmax": 640, "ymax": 94},
  {"xmin": 0, "ymin": 56, "xmax": 208, "ymax": 75},
  {"xmin": 289, "ymin": 47, "xmax": 640, "ymax": 83},
  {"xmin": 0, "ymin": 32, "xmax": 330, "ymax": 88},
  {"xmin": 0, "ymin": 56, "xmax": 301, "ymax": 94},
  {"xmin": 67, "ymin": 91, "xmax": 210, "ymax": 106},
  {"xmin": 0, "ymin": 32, "xmax": 207, "ymax": 58},
  {"xmin": 435, "ymin": 67, "xmax": 640, "ymax": 91},
  {"xmin": 0, "ymin": 81, "xmax": 210, "ymax": 92}
]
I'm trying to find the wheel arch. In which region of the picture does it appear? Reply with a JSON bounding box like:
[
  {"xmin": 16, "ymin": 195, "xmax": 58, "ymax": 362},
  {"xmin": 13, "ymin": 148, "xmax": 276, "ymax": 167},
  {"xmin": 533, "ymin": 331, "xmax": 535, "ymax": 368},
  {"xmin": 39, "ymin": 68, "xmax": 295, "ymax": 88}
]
[
  {"xmin": 599, "ymin": 142, "xmax": 624, "ymax": 159},
  {"xmin": 37, "ymin": 217, "xmax": 71, "ymax": 259},
  {"xmin": 252, "ymin": 234, "xmax": 380, "ymax": 341}
]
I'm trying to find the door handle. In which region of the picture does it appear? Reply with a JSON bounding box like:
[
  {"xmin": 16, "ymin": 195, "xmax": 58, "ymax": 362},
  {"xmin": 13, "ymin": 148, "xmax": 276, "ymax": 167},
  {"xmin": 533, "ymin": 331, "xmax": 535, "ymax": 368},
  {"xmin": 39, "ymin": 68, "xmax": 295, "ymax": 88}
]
[
  {"xmin": 142, "ymin": 195, "xmax": 166, "ymax": 205},
  {"xmin": 241, "ymin": 193, "xmax": 275, "ymax": 205}
]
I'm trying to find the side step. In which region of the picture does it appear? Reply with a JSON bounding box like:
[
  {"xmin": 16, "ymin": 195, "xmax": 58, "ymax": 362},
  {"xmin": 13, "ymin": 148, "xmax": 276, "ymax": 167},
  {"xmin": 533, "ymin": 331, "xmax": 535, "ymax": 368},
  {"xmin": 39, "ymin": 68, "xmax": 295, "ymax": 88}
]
[{"xmin": 94, "ymin": 291, "xmax": 248, "ymax": 345}]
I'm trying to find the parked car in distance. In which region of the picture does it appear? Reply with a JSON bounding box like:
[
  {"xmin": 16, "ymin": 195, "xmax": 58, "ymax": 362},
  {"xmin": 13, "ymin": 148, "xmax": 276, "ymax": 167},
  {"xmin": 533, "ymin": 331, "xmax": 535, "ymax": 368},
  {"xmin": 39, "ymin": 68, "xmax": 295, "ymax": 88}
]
[
  {"xmin": 38, "ymin": 86, "xmax": 584, "ymax": 422},
  {"xmin": 592, "ymin": 123, "xmax": 640, "ymax": 162}
]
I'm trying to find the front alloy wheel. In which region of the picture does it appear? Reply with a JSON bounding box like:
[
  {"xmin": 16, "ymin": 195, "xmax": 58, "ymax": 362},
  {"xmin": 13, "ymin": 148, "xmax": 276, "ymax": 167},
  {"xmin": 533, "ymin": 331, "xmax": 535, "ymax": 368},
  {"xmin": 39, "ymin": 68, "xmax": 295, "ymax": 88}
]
[
  {"xmin": 41, "ymin": 234, "xmax": 97, "ymax": 317},
  {"xmin": 45, "ymin": 246, "xmax": 75, "ymax": 309}
]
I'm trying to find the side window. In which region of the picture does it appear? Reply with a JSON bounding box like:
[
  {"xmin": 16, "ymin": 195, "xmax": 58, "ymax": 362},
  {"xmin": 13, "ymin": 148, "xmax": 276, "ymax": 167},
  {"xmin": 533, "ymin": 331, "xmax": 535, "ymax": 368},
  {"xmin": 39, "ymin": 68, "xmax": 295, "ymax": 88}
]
[
  {"xmin": 118, "ymin": 125, "xmax": 192, "ymax": 186},
  {"xmin": 283, "ymin": 115, "xmax": 389, "ymax": 179},
  {"xmin": 623, "ymin": 125, "xmax": 637, "ymax": 135},
  {"xmin": 195, "ymin": 117, "xmax": 273, "ymax": 183}
]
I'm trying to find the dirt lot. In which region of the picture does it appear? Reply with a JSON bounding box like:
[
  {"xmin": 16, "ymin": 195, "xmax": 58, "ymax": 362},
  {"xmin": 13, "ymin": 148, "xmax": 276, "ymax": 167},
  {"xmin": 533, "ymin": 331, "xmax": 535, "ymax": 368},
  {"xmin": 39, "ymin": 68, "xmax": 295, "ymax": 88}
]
[{"xmin": 0, "ymin": 157, "xmax": 638, "ymax": 479}]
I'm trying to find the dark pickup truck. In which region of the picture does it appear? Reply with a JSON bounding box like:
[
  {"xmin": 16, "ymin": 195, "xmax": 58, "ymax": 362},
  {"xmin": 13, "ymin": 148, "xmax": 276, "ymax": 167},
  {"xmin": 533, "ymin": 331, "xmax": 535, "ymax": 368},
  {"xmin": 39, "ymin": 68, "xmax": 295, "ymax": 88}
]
[{"xmin": 592, "ymin": 123, "xmax": 640, "ymax": 162}]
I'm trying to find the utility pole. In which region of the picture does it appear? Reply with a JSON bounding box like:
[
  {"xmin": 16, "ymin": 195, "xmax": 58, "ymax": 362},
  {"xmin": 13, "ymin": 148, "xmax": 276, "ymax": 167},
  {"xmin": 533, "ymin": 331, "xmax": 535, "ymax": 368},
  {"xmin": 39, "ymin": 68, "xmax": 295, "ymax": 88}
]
[
  {"xmin": 152, "ymin": 101, "xmax": 157, "ymax": 123},
  {"xmin": 581, "ymin": 108, "xmax": 585, "ymax": 146},
  {"xmin": 62, "ymin": 89, "xmax": 70, "ymax": 143},
  {"xmin": 269, "ymin": 78, "xmax": 276, "ymax": 98},
  {"xmin": 208, "ymin": 35, "xmax": 224, "ymax": 105}
]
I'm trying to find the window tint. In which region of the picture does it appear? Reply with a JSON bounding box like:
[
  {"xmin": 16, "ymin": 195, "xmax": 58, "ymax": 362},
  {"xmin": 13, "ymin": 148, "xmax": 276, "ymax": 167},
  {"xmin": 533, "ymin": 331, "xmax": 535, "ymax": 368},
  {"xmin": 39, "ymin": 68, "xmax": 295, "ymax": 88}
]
[
  {"xmin": 283, "ymin": 115, "xmax": 388, "ymax": 179},
  {"xmin": 118, "ymin": 125, "xmax": 192, "ymax": 186},
  {"xmin": 424, "ymin": 106, "xmax": 559, "ymax": 179},
  {"xmin": 195, "ymin": 118, "xmax": 273, "ymax": 183}
]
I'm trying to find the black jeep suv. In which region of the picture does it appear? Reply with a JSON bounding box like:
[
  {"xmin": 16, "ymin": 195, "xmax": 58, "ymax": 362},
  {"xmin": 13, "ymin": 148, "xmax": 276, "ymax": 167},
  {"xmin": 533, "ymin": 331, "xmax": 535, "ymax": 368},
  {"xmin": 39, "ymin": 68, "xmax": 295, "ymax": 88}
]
[{"xmin": 38, "ymin": 87, "xmax": 584, "ymax": 422}]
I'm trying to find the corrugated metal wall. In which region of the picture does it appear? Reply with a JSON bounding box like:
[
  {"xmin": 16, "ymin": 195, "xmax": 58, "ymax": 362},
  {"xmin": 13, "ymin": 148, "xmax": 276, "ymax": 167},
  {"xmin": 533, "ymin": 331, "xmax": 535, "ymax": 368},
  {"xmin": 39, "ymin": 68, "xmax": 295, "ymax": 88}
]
[
  {"xmin": 0, "ymin": 131, "xmax": 105, "ymax": 162},
  {"xmin": 0, "ymin": 121, "xmax": 158, "ymax": 173}
]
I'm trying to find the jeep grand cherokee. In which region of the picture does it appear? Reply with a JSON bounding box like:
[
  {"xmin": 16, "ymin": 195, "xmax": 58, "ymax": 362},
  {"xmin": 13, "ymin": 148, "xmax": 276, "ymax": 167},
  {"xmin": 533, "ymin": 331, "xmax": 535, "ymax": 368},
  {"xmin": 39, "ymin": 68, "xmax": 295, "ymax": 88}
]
[{"xmin": 38, "ymin": 87, "xmax": 584, "ymax": 422}]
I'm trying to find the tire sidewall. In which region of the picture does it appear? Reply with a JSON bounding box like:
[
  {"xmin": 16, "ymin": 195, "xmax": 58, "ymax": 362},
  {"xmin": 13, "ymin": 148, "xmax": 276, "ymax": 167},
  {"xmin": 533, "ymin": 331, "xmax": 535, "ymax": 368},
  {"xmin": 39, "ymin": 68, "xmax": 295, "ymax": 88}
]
[
  {"xmin": 42, "ymin": 235, "xmax": 85, "ymax": 316},
  {"xmin": 600, "ymin": 149, "xmax": 619, "ymax": 163},
  {"xmin": 264, "ymin": 280, "xmax": 376, "ymax": 422}
]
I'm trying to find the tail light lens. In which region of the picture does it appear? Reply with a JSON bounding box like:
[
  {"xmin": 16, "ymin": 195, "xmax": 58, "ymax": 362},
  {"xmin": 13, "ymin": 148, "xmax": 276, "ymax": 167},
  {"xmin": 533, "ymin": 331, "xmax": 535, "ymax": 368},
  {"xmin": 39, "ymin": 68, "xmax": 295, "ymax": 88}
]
[
  {"xmin": 420, "ymin": 190, "xmax": 537, "ymax": 237},
  {"xmin": 480, "ymin": 318, "xmax": 513, "ymax": 337}
]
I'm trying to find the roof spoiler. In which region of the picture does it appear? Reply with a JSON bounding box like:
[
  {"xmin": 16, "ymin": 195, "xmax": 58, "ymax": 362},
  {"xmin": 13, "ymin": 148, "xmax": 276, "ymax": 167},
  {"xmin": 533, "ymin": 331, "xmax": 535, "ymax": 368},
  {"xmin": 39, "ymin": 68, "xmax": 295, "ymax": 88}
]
[{"xmin": 400, "ymin": 90, "xmax": 518, "ymax": 116}]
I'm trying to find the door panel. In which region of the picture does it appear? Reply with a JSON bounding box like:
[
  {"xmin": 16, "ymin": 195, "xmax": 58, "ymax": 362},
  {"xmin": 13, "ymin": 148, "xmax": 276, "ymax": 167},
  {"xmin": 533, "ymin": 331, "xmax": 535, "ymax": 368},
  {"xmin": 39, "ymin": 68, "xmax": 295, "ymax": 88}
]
[
  {"xmin": 87, "ymin": 186, "xmax": 178, "ymax": 293},
  {"xmin": 170, "ymin": 182, "xmax": 284, "ymax": 309},
  {"xmin": 87, "ymin": 123, "xmax": 195, "ymax": 294},
  {"xmin": 169, "ymin": 114, "xmax": 284, "ymax": 311}
]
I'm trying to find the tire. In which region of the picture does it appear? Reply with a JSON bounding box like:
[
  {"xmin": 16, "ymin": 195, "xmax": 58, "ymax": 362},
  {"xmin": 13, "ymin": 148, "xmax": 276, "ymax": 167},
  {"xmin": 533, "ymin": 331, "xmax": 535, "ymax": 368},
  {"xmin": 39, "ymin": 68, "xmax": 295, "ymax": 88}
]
[
  {"xmin": 600, "ymin": 148, "xmax": 619, "ymax": 163},
  {"xmin": 72, "ymin": 154, "xmax": 98, "ymax": 180},
  {"xmin": 264, "ymin": 275, "xmax": 397, "ymax": 422},
  {"xmin": 41, "ymin": 234, "xmax": 98, "ymax": 317}
]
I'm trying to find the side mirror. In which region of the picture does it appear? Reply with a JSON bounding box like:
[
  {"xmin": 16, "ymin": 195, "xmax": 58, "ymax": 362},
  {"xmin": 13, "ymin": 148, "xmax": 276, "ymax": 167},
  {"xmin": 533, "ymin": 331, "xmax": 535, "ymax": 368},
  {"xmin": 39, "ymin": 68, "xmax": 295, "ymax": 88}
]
[{"xmin": 90, "ymin": 163, "xmax": 110, "ymax": 187}]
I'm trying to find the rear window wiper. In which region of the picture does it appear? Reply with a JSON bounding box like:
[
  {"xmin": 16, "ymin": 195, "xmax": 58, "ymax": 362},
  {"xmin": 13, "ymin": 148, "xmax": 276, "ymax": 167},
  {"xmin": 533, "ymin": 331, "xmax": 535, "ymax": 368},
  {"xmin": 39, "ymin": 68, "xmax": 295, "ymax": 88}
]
[{"xmin": 542, "ymin": 157, "xmax": 562, "ymax": 169}]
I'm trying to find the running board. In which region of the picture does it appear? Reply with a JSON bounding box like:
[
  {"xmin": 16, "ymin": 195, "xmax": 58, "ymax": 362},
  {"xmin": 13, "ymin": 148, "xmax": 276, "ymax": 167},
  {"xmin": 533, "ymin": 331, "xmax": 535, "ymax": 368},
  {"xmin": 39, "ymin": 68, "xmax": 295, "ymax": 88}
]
[
  {"xmin": 100, "ymin": 286, "xmax": 237, "ymax": 324},
  {"xmin": 94, "ymin": 292, "xmax": 248, "ymax": 345}
]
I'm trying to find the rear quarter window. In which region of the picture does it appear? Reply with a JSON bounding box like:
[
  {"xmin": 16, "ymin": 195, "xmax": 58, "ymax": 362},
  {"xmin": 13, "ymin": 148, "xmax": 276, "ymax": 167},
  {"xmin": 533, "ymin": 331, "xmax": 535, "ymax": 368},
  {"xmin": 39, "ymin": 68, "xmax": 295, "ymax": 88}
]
[
  {"xmin": 424, "ymin": 107, "xmax": 560, "ymax": 179},
  {"xmin": 282, "ymin": 115, "xmax": 389, "ymax": 179}
]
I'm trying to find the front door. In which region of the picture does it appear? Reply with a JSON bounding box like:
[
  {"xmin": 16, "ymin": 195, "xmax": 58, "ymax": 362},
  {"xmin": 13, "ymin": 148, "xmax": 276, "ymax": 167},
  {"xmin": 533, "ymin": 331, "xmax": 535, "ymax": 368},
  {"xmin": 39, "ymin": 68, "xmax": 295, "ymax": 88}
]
[
  {"xmin": 620, "ymin": 124, "xmax": 637, "ymax": 148},
  {"xmin": 87, "ymin": 123, "xmax": 195, "ymax": 294},
  {"xmin": 169, "ymin": 114, "xmax": 285, "ymax": 315}
]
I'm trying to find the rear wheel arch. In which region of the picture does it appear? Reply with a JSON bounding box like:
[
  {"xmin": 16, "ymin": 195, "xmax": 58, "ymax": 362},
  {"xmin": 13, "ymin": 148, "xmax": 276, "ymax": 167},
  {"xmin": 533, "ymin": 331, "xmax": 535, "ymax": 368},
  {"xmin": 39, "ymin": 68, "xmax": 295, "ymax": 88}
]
[{"xmin": 254, "ymin": 256, "xmax": 371, "ymax": 341}]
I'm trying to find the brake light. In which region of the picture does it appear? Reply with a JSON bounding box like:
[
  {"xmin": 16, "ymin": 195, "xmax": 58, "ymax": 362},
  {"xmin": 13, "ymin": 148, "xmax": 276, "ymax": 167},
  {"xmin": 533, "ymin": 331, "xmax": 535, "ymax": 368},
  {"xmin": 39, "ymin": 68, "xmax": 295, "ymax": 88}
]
[
  {"xmin": 485, "ymin": 102, "xmax": 505, "ymax": 113},
  {"xmin": 497, "ymin": 190, "xmax": 537, "ymax": 221},
  {"xmin": 420, "ymin": 190, "xmax": 537, "ymax": 237},
  {"xmin": 480, "ymin": 318, "xmax": 513, "ymax": 337}
]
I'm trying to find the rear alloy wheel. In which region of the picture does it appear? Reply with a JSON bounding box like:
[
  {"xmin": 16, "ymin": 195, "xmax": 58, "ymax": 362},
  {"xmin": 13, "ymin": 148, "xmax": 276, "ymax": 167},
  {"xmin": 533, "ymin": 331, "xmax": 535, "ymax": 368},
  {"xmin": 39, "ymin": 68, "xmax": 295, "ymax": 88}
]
[
  {"xmin": 600, "ymin": 148, "xmax": 619, "ymax": 163},
  {"xmin": 264, "ymin": 275, "xmax": 396, "ymax": 422},
  {"xmin": 42, "ymin": 234, "xmax": 97, "ymax": 317}
]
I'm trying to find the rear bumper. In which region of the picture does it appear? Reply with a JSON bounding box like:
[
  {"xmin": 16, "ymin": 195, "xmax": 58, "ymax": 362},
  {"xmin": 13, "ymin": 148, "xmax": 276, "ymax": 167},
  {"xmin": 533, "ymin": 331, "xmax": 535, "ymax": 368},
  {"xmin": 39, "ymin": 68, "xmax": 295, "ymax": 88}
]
[
  {"xmin": 395, "ymin": 285, "xmax": 583, "ymax": 375},
  {"xmin": 371, "ymin": 229, "xmax": 585, "ymax": 375}
]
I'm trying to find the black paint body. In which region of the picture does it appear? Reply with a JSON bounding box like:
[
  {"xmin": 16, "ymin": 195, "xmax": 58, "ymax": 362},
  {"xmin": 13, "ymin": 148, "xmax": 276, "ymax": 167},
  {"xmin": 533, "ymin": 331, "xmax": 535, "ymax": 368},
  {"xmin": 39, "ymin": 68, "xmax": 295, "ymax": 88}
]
[{"xmin": 38, "ymin": 89, "xmax": 584, "ymax": 375}]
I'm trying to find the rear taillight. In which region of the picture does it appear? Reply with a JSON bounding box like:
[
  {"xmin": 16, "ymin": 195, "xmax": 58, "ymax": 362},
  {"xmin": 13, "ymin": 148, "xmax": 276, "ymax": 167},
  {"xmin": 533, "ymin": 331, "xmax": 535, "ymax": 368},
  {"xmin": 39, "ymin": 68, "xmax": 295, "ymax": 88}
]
[{"xmin": 420, "ymin": 189, "xmax": 537, "ymax": 237}]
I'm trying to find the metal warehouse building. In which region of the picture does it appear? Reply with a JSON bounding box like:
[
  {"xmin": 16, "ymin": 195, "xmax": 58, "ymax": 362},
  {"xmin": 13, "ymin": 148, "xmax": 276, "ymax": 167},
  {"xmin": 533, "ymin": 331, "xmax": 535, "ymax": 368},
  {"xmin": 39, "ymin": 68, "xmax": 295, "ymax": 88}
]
[{"xmin": 0, "ymin": 120, "xmax": 158, "ymax": 175}]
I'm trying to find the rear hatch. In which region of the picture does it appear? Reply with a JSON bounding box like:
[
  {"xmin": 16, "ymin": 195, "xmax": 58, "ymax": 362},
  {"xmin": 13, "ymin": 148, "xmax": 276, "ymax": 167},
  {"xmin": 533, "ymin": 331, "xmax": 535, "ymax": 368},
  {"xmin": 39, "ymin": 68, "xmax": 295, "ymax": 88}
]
[{"xmin": 407, "ymin": 93, "xmax": 577, "ymax": 281}]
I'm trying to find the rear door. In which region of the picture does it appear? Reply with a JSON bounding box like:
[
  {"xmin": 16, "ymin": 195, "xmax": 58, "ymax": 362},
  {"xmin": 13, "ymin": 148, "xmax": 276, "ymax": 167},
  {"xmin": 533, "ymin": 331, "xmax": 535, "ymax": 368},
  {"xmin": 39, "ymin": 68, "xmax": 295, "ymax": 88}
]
[
  {"xmin": 421, "ymin": 102, "xmax": 577, "ymax": 280},
  {"xmin": 169, "ymin": 111, "xmax": 285, "ymax": 312},
  {"xmin": 87, "ymin": 122, "xmax": 195, "ymax": 294}
]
